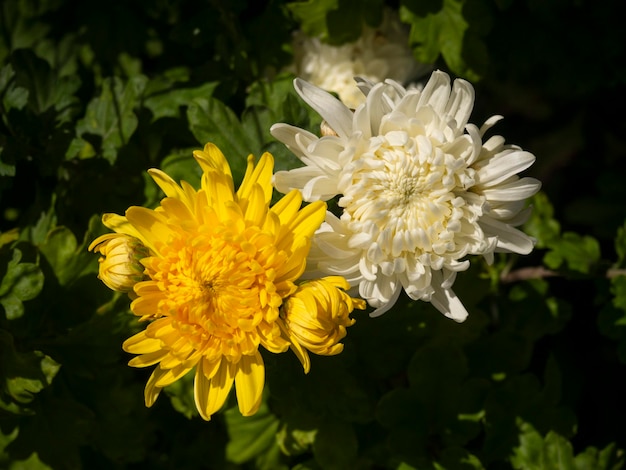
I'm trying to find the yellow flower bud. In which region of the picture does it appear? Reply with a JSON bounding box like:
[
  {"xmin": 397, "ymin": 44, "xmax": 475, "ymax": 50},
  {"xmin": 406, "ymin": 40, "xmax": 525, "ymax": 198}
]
[
  {"xmin": 281, "ymin": 276, "xmax": 365, "ymax": 357},
  {"xmin": 88, "ymin": 233, "xmax": 149, "ymax": 292}
]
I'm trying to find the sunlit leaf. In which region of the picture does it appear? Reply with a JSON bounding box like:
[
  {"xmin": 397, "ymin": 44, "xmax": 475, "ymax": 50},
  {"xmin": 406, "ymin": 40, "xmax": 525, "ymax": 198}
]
[
  {"xmin": 225, "ymin": 397, "xmax": 280, "ymax": 465},
  {"xmin": 10, "ymin": 49, "xmax": 80, "ymax": 120},
  {"xmin": 524, "ymin": 192, "xmax": 561, "ymax": 249},
  {"xmin": 287, "ymin": 0, "xmax": 339, "ymax": 41},
  {"xmin": 68, "ymin": 75, "xmax": 146, "ymax": 163},
  {"xmin": 144, "ymin": 80, "xmax": 218, "ymax": 122},
  {"xmin": 0, "ymin": 329, "xmax": 60, "ymax": 412},
  {"xmin": 0, "ymin": 248, "xmax": 44, "ymax": 320},
  {"xmin": 187, "ymin": 96, "xmax": 258, "ymax": 184},
  {"xmin": 543, "ymin": 232, "xmax": 601, "ymax": 274},
  {"xmin": 39, "ymin": 226, "xmax": 95, "ymax": 286},
  {"xmin": 400, "ymin": 0, "xmax": 483, "ymax": 80}
]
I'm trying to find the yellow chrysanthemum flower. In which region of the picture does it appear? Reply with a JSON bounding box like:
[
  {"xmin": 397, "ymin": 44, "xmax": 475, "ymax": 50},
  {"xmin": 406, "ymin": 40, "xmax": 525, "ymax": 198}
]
[
  {"xmin": 281, "ymin": 276, "xmax": 365, "ymax": 373},
  {"xmin": 88, "ymin": 233, "xmax": 149, "ymax": 292},
  {"xmin": 90, "ymin": 143, "xmax": 364, "ymax": 420}
]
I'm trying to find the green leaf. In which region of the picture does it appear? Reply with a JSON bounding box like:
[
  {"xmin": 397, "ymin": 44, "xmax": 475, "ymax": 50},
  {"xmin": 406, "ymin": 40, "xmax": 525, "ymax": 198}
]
[
  {"xmin": 614, "ymin": 221, "xmax": 626, "ymax": 267},
  {"xmin": 39, "ymin": 226, "xmax": 95, "ymax": 286},
  {"xmin": 144, "ymin": 80, "xmax": 218, "ymax": 122},
  {"xmin": 0, "ymin": 248, "xmax": 44, "ymax": 320},
  {"xmin": 612, "ymin": 276, "xmax": 626, "ymax": 316},
  {"xmin": 312, "ymin": 419, "xmax": 358, "ymax": 470},
  {"xmin": 7, "ymin": 394, "xmax": 93, "ymax": 469},
  {"xmin": 573, "ymin": 443, "xmax": 625, "ymax": 470},
  {"xmin": 510, "ymin": 420, "xmax": 624, "ymax": 470},
  {"xmin": 3, "ymin": 85, "xmax": 29, "ymax": 111},
  {"xmin": 376, "ymin": 387, "xmax": 428, "ymax": 432},
  {"xmin": 287, "ymin": 0, "xmax": 383, "ymax": 44},
  {"xmin": 510, "ymin": 420, "xmax": 574, "ymax": 469},
  {"xmin": 187, "ymin": 96, "xmax": 259, "ymax": 184},
  {"xmin": 407, "ymin": 341, "xmax": 469, "ymax": 399},
  {"xmin": 0, "ymin": 428, "xmax": 53, "ymax": 470},
  {"xmin": 11, "ymin": 49, "xmax": 80, "ymax": 119},
  {"xmin": 543, "ymin": 232, "xmax": 601, "ymax": 274},
  {"xmin": 0, "ymin": 0, "xmax": 50, "ymax": 64},
  {"xmin": 523, "ymin": 192, "xmax": 562, "ymax": 249},
  {"xmin": 287, "ymin": 0, "xmax": 339, "ymax": 41},
  {"xmin": 437, "ymin": 447, "xmax": 486, "ymax": 469},
  {"xmin": 164, "ymin": 372, "xmax": 198, "ymax": 420},
  {"xmin": 0, "ymin": 64, "xmax": 28, "ymax": 114},
  {"xmin": 0, "ymin": 329, "xmax": 60, "ymax": 412},
  {"xmin": 244, "ymin": 74, "xmax": 323, "ymax": 174},
  {"xmin": 277, "ymin": 424, "xmax": 317, "ymax": 457},
  {"xmin": 400, "ymin": 0, "xmax": 482, "ymax": 80},
  {"xmin": 225, "ymin": 398, "xmax": 281, "ymax": 465},
  {"xmin": 159, "ymin": 149, "xmax": 203, "ymax": 189},
  {"xmin": 68, "ymin": 75, "xmax": 146, "ymax": 163}
]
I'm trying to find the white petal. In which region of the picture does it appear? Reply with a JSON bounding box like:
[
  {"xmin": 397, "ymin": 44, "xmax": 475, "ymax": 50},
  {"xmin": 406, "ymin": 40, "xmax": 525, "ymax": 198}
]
[
  {"xmin": 430, "ymin": 285, "xmax": 468, "ymax": 322},
  {"xmin": 488, "ymin": 204, "xmax": 533, "ymax": 226},
  {"xmin": 273, "ymin": 167, "xmax": 324, "ymax": 195},
  {"xmin": 479, "ymin": 115, "xmax": 503, "ymax": 137},
  {"xmin": 480, "ymin": 177, "xmax": 541, "ymax": 201},
  {"xmin": 294, "ymin": 78, "xmax": 354, "ymax": 138},
  {"xmin": 446, "ymin": 78, "xmax": 475, "ymax": 130},
  {"xmin": 270, "ymin": 123, "xmax": 317, "ymax": 158},
  {"xmin": 362, "ymin": 83, "xmax": 393, "ymax": 136},
  {"xmin": 418, "ymin": 70, "xmax": 452, "ymax": 114},
  {"xmin": 354, "ymin": 76, "xmax": 375, "ymax": 97},
  {"xmin": 369, "ymin": 283, "xmax": 403, "ymax": 318},
  {"xmin": 480, "ymin": 216, "xmax": 536, "ymax": 254},
  {"xmin": 481, "ymin": 134, "xmax": 506, "ymax": 153},
  {"xmin": 475, "ymin": 151, "xmax": 536, "ymax": 187},
  {"xmin": 302, "ymin": 137, "xmax": 345, "ymax": 171}
]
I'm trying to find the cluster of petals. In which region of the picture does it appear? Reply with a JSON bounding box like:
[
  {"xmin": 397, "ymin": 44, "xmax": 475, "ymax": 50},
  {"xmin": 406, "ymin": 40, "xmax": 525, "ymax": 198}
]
[
  {"xmin": 89, "ymin": 143, "xmax": 364, "ymax": 420},
  {"xmin": 271, "ymin": 70, "xmax": 541, "ymax": 322},
  {"xmin": 289, "ymin": 9, "xmax": 430, "ymax": 109}
]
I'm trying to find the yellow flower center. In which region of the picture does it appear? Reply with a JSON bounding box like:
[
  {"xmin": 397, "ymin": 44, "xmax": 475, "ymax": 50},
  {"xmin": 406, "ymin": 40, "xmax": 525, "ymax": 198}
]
[{"xmin": 142, "ymin": 223, "xmax": 287, "ymax": 362}]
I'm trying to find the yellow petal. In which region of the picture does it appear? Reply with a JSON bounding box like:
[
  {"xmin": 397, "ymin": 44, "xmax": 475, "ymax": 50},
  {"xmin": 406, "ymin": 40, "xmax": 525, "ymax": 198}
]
[
  {"xmin": 125, "ymin": 207, "xmax": 173, "ymax": 255},
  {"xmin": 275, "ymin": 243, "xmax": 309, "ymax": 284},
  {"xmin": 234, "ymin": 351, "xmax": 265, "ymax": 416},
  {"xmin": 241, "ymin": 184, "xmax": 268, "ymax": 227},
  {"xmin": 200, "ymin": 356, "xmax": 222, "ymax": 380},
  {"xmin": 128, "ymin": 349, "xmax": 168, "ymax": 367},
  {"xmin": 194, "ymin": 357, "xmax": 235, "ymax": 421},
  {"xmin": 269, "ymin": 190, "xmax": 302, "ymax": 226},
  {"xmin": 148, "ymin": 168, "xmax": 194, "ymax": 207},
  {"xmin": 278, "ymin": 321, "xmax": 310, "ymax": 373},
  {"xmin": 87, "ymin": 233, "xmax": 117, "ymax": 252},
  {"xmin": 236, "ymin": 153, "xmax": 273, "ymax": 205},
  {"xmin": 123, "ymin": 330, "xmax": 162, "ymax": 354},
  {"xmin": 193, "ymin": 143, "xmax": 233, "ymax": 188},
  {"xmin": 202, "ymin": 171, "xmax": 236, "ymax": 218},
  {"xmin": 160, "ymin": 197, "xmax": 196, "ymax": 226},
  {"xmin": 144, "ymin": 367, "xmax": 165, "ymax": 407},
  {"xmin": 283, "ymin": 200, "xmax": 326, "ymax": 242},
  {"xmin": 130, "ymin": 292, "xmax": 163, "ymax": 318},
  {"xmin": 154, "ymin": 363, "xmax": 192, "ymax": 387},
  {"xmin": 101, "ymin": 213, "xmax": 144, "ymax": 240}
]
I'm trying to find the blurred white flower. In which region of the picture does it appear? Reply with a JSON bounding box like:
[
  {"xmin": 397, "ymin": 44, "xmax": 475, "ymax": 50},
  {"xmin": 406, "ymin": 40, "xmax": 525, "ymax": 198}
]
[
  {"xmin": 290, "ymin": 10, "xmax": 430, "ymax": 109},
  {"xmin": 270, "ymin": 70, "xmax": 541, "ymax": 322}
]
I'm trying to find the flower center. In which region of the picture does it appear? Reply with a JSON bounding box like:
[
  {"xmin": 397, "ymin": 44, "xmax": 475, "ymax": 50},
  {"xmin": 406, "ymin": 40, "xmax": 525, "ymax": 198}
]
[
  {"xmin": 144, "ymin": 224, "xmax": 286, "ymax": 360},
  {"xmin": 339, "ymin": 130, "xmax": 482, "ymax": 268}
]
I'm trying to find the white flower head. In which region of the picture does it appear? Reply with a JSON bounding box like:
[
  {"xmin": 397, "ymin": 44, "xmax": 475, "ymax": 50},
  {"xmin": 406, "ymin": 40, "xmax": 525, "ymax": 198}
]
[
  {"xmin": 270, "ymin": 70, "xmax": 541, "ymax": 322},
  {"xmin": 290, "ymin": 10, "xmax": 430, "ymax": 109}
]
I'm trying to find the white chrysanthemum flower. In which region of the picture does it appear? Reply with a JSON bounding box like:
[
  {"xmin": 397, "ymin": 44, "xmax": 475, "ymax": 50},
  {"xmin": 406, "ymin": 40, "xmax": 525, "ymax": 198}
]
[
  {"xmin": 270, "ymin": 70, "xmax": 541, "ymax": 322},
  {"xmin": 290, "ymin": 10, "xmax": 430, "ymax": 109}
]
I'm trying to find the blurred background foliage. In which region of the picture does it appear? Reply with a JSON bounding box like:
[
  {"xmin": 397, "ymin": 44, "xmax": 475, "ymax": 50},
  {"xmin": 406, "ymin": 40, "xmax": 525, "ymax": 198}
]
[{"xmin": 1, "ymin": 0, "xmax": 626, "ymax": 468}]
